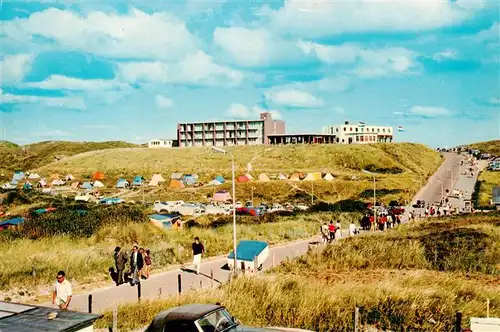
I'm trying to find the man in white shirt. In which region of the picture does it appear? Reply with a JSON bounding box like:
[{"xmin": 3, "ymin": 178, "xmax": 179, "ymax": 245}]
[
  {"xmin": 349, "ymin": 222, "xmax": 357, "ymax": 236},
  {"xmin": 52, "ymin": 270, "xmax": 72, "ymax": 310}
]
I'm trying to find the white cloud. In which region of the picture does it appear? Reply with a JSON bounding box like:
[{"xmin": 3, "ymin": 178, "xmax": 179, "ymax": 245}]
[
  {"xmin": 473, "ymin": 22, "xmax": 500, "ymax": 43},
  {"xmin": 155, "ymin": 94, "xmax": 174, "ymax": 109},
  {"xmin": 227, "ymin": 103, "xmax": 282, "ymax": 120},
  {"xmin": 265, "ymin": 89, "xmax": 324, "ymax": 108},
  {"xmin": 0, "ymin": 88, "xmax": 86, "ymax": 110},
  {"xmin": 213, "ymin": 27, "xmax": 306, "ymax": 67},
  {"xmin": 26, "ymin": 75, "xmax": 128, "ymax": 91},
  {"xmin": 332, "ymin": 107, "xmax": 346, "ymax": 114},
  {"xmin": 299, "ymin": 42, "xmax": 417, "ymax": 78},
  {"xmin": 483, "ymin": 97, "xmax": 500, "ymax": 106},
  {"xmin": 3, "ymin": 8, "xmax": 199, "ymax": 61},
  {"xmin": 269, "ymin": 0, "xmax": 477, "ymax": 38},
  {"xmin": 32, "ymin": 129, "xmax": 72, "ymax": 138},
  {"xmin": 432, "ymin": 49, "xmax": 458, "ymax": 61},
  {"xmin": 118, "ymin": 51, "xmax": 244, "ymax": 87},
  {"xmin": 0, "ymin": 54, "xmax": 34, "ymax": 84},
  {"xmin": 410, "ymin": 106, "xmax": 452, "ymax": 117}
]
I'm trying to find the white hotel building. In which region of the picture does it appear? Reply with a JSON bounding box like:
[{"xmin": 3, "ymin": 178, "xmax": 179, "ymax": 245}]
[{"xmin": 322, "ymin": 121, "xmax": 394, "ymax": 144}]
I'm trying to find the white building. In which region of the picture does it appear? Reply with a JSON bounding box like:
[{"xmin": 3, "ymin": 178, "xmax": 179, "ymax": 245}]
[
  {"xmin": 148, "ymin": 139, "xmax": 174, "ymax": 148},
  {"xmin": 322, "ymin": 121, "xmax": 393, "ymax": 144}
]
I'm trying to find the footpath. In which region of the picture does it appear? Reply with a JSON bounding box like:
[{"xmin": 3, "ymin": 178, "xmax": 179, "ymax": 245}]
[{"xmin": 48, "ymin": 153, "xmax": 465, "ymax": 313}]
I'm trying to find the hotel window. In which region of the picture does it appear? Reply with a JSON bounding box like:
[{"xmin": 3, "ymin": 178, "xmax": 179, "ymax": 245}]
[
  {"xmin": 355, "ymin": 128, "xmax": 358, "ymax": 132},
  {"xmin": 383, "ymin": 129, "xmax": 386, "ymax": 133},
  {"xmin": 343, "ymin": 127, "xmax": 346, "ymax": 131},
  {"xmin": 350, "ymin": 127, "xmax": 353, "ymax": 131},
  {"xmin": 377, "ymin": 128, "xmax": 380, "ymax": 133}
]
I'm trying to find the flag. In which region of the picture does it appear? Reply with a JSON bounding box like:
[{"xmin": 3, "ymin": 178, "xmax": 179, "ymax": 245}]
[
  {"xmin": 397, "ymin": 126, "xmax": 404, "ymax": 132},
  {"xmin": 358, "ymin": 121, "xmax": 365, "ymax": 127}
]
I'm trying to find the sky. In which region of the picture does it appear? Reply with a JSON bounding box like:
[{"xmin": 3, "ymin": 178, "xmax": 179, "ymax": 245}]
[{"xmin": 0, "ymin": 0, "xmax": 499, "ymax": 148}]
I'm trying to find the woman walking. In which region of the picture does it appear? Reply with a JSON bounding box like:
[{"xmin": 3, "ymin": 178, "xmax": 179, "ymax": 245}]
[{"xmin": 143, "ymin": 249, "xmax": 152, "ymax": 279}]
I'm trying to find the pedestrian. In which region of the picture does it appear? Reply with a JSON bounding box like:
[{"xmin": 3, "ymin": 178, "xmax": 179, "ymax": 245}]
[
  {"xmin": 52, "ymin": 271, "xmax": 72, "ymax": 310},
  {"xmin": 349, "ymin": 222, "xmax": 357, "ymax": 236},
  {"xmin": 143, "ymin": 249, "xmax": 152, "ymax": 279},
  {"xmin": 192, "ymin": 237, "xmax": 205, "ymax": 274},
  {"xmin": 321, "ymin": 223, "xmax": 329, "ymax": 244},
  {"xmin": 113, "ymin": 246, "xmax": 127, "ymax": 286},
  {"xmin": 335, "ymin": 221, "xmax": 342, "ymax": 239},
  {"xmin": 130, "ymin": 245, "xmax": 144, "ymax": 286},
  {"xmin": 328, "ymin": 221, "xmax": 336, "ymax": 242}
]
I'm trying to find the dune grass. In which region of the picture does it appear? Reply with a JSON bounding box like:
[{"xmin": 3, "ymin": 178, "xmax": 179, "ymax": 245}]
[
  {"xmin": 37, "ymin": 143, "xmax": 440, "ymax": 180},
  {"xmin": 0, "ymin": 140, "xmax": 139, "ymax": 175},
  {"xmin": 468, "ymin": 140, "xmax": 500, "ymax": 156},
  {"xmin": 0, "ymin": 212, "xmax": 359, "ymax": 298},
  {"xmin": 96, "ymin": 213, "xmax": 500, "ymax": 331},
  {"xmin": 476, "ymin": 170, "xmax": 500, "ymax": 207}
]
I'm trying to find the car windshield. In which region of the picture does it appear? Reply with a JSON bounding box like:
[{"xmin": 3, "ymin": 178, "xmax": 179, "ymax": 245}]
[{"xmin": 195, "ymin": 309, "xmax": 237, "ymax": 332}]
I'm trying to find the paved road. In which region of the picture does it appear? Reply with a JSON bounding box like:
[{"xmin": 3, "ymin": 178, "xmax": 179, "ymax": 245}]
[
  {"xmin": 61, "ymin": 238, "xmax": 317, "ymax": 313},
  {"xmin": 49, "ymin": 152, "xmax": 469, "ymax": 313}
]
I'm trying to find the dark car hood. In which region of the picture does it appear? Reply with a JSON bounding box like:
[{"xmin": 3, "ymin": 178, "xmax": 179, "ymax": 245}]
[{"xmin": 235, "ymin": 326, "xmax": 313, "ymax": 332}]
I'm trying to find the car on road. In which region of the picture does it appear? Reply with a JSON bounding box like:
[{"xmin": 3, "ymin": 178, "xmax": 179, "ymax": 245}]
[
  {"xmin": 145, "ymin": 304, "xmax": 313, "ymax": 332},
  {"xmin": 412, "ymin": 200, "xmax": 425, "ymax": 208},
  {"xmin": 295, "ymin": 203, "xmax": 309, "ymax": 211}
]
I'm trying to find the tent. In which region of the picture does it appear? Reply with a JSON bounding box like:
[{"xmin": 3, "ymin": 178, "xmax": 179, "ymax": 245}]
[
  {"xmin": 304, "ymin": 172, "xmax": 322, "ymax": 181},
  {"xmin": 215, "ymin": 176, "xmax": 225, "ymax": 183},
  {"xmin": 258, "ymin": 173, "xmax": 270, "ymax": 182},
  {"xmin": 213, "ymin": 190, "xmax": 232, "ymax": 202},
  {"xmin": 23, "ymin": 182, "xmax": 32, "ymax": 190},
  {"xmin": 237, "ymin": 175, "xmax": 250, "ymax": 183},
  {"xmin": 148, "ymin": 174, "xmax": 166, "ymax": 186},
  {"xmin": 1, "ymin": 183, "xmax": 16, "ymax": 190},
  {"xmin": 132, "ymin": 176, "xmax": 145, "ymax": 186},
  {"xmin": 208, "ymin": 180, "xmax": 222, "ymax": 186},
  {"xmin": 168, "ymin": 179, "xmax": 185, "ymax": 188},
  {"xmin": 182, "ymin": 174, "xmax": 197, "ymax": 186},
  {"xmin": 50, "ymin": 173, "xmax": 61, "ymax": 180},
  {"xmin": 65, "ymin": 174, "xmax": 75, "ymax": 181},
  {"xmin": 289, "ymin": 173, "xmax": 303, "ymax": 181},
  {"xmin": 92, "ymin": 171, "xmax": 105, "ymax": 181},
  {"xmin": 116, "ymin": 178, "xmax": 129, "ymax": 188},
  {"xmin": 171, "ymin": 173, "xmax": 183, "ymax": 180},
  {"xmin": 278, "ymin": 173, "xmax": 288, "ymax": 180},
  {"xmin": 28, "ymin": 173, "xmax": 40, "ymax": 180},
  {"xmin": 51, "ymin": 179, "xmax": 66, "ymax": 186},
  {"xmin": 36, "ymin": 179, "xmax": 47, "ymax": 188},
  {"xmin": 12, "ymin": 171, "xmax": 25, "ymax": 182},
  {"xmin": 245, "ymin": 173, "xmax": 254, "ymax": 180},
  {"xmin": 71, "ymin": 182, "xmax": 81, "ymax": 189},
  {"xmin": 81, "ymin": 182, "xmax": 93, "ymax": 190},
  {"xmin": 93, "ymin": 180, "xmax": 105, "ymax": 188},
  {"xmin": 323, "ymin": 173, "xmax": 335, "ymax": 181}
]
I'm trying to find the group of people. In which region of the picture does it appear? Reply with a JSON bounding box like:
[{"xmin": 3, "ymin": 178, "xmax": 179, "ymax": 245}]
[
  {"xmin": 320, "ymin": 220, "xmax": 359, "ymax": 244},
  {"xmin": 359, "ymin": 213, "xmax": 402, "ymax": 231},
  {"xmin": 111, "ymin": 245, "xmax": 152, "ymax": 286}
]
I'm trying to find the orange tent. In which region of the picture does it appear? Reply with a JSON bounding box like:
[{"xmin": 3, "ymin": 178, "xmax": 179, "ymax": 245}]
[
  {"xmin": 92, "ymin": 171, "xmax": 105, "ymax": 181},
  {"xmin": 168, "ymin": 179, "xmax": 185, "ymax": 188},
  {"xmin": 237, "ymin": 175, "xmax": 250, "ymax": 183}
]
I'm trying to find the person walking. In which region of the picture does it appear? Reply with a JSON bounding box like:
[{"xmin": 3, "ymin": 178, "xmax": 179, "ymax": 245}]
[
  {"xmin": 143, "ymin": 249, "xmax": 152, "ymax": 279},
  {"xmin": 130, "ymin": 245, "xmax": 144, "ymax": 286},
  {"xmin": 192, "ymin": 237, "xmax": 205, "ymax": 275},
  {"xmin": 113, "ymin": 246, "xmax": 127, "ymax": 286},
  {"xmin": 52, "ymin": 271, "xmax": 72, "ymax": 310},
  {"xmin": 328, "ymin": 221, "xmax": 336, "ymax": 243},
  {"xmin": 321, "ymin": 223, "xmax": 329, "ymax": 244}
]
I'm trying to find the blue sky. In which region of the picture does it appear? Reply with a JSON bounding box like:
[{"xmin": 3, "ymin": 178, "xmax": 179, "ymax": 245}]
[{"xmin": 0, "ymin": 0, "xmax": 499, "ymax": 148}]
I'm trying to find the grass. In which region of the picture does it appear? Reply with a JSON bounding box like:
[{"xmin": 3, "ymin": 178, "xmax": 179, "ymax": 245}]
[
  {"xmin": 476, "ymin": 170, "xmax": 500, "ymax": 207},
  {"xmin": 0, "ymin": 140, "xmax": 139, "ymax": 175},
  {"xmin": 468, "ymin": 140, "xmax": 500, "ymax": 156},
  {"xmin": 27, "ymin": 143, "xmax": 442, "ymax": 205},
  {"xmin": 96, "ymin": 213, "xmax": 500, "ymax": 331},
  {"xmin": 0, "ymin": 211, "xmax": 359, "ymax": 296}
]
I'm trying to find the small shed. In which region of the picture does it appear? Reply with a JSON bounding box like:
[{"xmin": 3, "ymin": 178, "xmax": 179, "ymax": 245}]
[{"xmin": 0, "ymin": 301, "xmax": 102, "ymax": 331}]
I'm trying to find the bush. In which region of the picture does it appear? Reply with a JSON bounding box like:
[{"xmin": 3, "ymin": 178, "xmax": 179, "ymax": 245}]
[
  {"xmin": 22, "ymin": 204, "xmax": 149, "ymax": 238},
  {"xmin": 364, "ymin": 164, "xmax": 403, "ymax": 174},
  {"xmin": 359, "ymin": 188, "xmax": 402, "ymax": 199}
]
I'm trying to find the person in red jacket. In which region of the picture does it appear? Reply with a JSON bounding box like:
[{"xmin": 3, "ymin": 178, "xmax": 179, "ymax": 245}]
[{"xmin": 328, "ymin": 221, "xmax": 336, "ymax": 243}]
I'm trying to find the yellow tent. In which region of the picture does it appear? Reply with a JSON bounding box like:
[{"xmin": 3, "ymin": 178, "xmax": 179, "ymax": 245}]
[
  {"xmin": 289, "ymin": 173, "xmax": 302, "ymax": 181},
  {"xmin": 323, "ymin": 173, "xmax": 335, "ymax": 181},
  {"xmin": 258, "ymin": 173, "xmax": 270, "ymax": 182}
]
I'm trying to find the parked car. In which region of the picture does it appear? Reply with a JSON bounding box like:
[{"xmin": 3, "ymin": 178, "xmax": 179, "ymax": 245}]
[
  {"xmin": 145, "ymin": 304, "xmax": 314, "ymax": 332},
  {"xmin": 153, "ymin": 200, "xmax": 184, "ymax": 213},
  {"xmin": 295, "ymin": 203, "xmax": 309, "ymax": 211},
  {"xmin": 412, "ymin": 200, "xmax": 425, "ymax": 208},
  {"xmin": 100, "ymin": 197, "xmax": 125, "ymax": 205}
]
